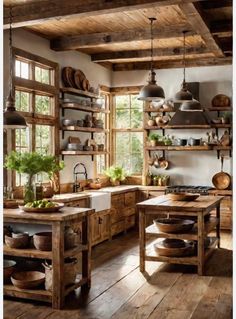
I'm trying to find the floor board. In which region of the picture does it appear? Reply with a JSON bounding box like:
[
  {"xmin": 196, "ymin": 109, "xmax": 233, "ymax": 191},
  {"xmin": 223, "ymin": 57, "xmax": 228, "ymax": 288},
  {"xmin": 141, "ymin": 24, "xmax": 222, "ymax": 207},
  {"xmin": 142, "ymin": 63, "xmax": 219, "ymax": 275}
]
[{"xmin": 4, "ymin": 231, "xmax": 232, "ymax": 319}]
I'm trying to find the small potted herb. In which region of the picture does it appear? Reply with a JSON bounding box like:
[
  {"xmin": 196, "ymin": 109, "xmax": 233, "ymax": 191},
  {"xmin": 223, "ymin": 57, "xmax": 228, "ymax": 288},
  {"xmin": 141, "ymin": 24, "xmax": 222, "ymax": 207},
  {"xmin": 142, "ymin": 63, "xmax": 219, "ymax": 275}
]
[
  {"xmin": 103, "ymin": 166, "xmax": 127, "ymax": 186},
  {"xmin": 221, "ymin": 111, "xmax": 232, "ymax": 124},
  {"xmin": 148, "ymin": 133, "xmax": 160, "ymax": 147}
]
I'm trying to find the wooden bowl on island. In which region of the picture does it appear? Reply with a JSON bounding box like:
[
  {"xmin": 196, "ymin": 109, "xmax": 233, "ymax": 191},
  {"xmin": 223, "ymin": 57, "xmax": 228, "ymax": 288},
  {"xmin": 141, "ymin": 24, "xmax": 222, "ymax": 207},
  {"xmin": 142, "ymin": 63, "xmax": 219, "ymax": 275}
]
[{"xmin": 11, "ymin": 271, "xmax": 45, "ymax": 289}]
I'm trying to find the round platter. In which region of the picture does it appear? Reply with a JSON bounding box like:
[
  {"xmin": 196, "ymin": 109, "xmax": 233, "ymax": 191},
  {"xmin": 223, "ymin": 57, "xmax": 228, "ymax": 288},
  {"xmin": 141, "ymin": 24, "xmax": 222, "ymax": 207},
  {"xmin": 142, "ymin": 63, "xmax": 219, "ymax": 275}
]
[
  {"xmin": 74, "ymin": 69, "xmax": 86, "ymax": 89},
  {"xmin": 62, "ymin": 67, "xmax": 76, "ymax": 88},
  {"xmin": 19, "ymin": 203, "xmax": 64, "ymax": 213}
]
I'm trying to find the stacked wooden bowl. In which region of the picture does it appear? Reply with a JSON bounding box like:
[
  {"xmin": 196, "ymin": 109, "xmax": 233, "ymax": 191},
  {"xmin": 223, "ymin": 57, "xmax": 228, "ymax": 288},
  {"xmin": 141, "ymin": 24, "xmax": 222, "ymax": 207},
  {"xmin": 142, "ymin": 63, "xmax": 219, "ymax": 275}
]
[{"xmin": 62, "ymin": 67, "xmax": 90, "ymax": 91}]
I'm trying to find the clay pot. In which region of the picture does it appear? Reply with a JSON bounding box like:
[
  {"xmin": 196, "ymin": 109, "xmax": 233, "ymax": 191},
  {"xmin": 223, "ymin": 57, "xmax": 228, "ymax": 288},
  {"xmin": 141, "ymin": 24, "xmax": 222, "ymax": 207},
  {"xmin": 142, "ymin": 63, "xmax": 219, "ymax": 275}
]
[
  {"xmin": 155, "ymin": 116, "xmax": 164, "ymax": 126},
  {"xmin": 147, "ymin": 119, "xmax": 155, "ymax": 127},
  {"xmin": 150, "ymin": 140, "xmax": 157, "ymax": 147}
]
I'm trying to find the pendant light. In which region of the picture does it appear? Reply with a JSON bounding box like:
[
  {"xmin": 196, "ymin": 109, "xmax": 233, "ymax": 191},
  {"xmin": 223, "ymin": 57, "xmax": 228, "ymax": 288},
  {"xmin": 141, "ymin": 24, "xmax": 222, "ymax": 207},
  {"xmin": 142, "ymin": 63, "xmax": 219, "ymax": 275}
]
[
  {"xmin": 4, "ymin": 6, "xmax": 27, "ymax": 129},
  {"xmin": 138, "ymin": 18, "xmax": 165, "ymax": 102},
  {"xmin": 174, "ymin": 31, "xmax": 193, "ymax": 102}
]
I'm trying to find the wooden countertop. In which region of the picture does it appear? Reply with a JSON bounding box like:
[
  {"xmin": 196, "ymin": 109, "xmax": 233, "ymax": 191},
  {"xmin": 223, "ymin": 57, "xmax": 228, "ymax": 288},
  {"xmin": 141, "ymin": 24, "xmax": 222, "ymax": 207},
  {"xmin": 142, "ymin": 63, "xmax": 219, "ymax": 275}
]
[
  {"xmin": 4, "ymin": 206, "xmax": 94, "ymax": 222},
  {"xmin": 137, "ymin": 195, "xmax": 224, "ymax": 212}
]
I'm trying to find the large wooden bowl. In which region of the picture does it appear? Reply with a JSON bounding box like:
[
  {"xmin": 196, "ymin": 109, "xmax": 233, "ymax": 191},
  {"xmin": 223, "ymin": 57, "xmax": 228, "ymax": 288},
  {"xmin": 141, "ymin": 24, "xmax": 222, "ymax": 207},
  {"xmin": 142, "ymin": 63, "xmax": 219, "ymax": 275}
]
[
  {"xmin": 167, "ymin": 193, "xmax": 199, "ymax": 201},
  {"xmin": 4, "ymin": 260, "xmax": 16, "ymax": 283},
  {"xmin": 212, "ymin": 94, "xmax": 230, "ymax": 107},
  {"xmin": 33, "ymin": 232, "xmax": 52, "ymax": 251},
  {"xmin": 5, "ymin": 233, "xmax": 30, "ymax": 249},
  {"xmin": 212, "ymin": 172, "xmax": 231, "ymax": 190},
  {"xmin": 153, "ymin": 218, "xmax": 195, "ymax": 233},
  {"xmin": 19, "ymin": 203, "xmax": 64, "ymax": 213},
  {"xmin": 154, "ymin": 240, "xmax": 194, "ymax": 257},
  {"xmin": 11, "ymin": 271, "xmax": 45, "ymax": 289}
]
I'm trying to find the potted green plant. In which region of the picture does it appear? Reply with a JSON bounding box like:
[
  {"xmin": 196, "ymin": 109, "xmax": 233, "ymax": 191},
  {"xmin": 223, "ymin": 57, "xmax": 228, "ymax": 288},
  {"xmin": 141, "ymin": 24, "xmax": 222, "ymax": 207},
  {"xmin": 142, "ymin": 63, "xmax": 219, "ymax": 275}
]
[
  {"xmin": 4, "ymin": 151, "xmax": 64, "ymax": 203},
  {"xmin": 103, "ymin": 166, "xmax": 127, "ymax": 186},
  {"xmin": 148, "ymin": 133, "xmax": 160, "ymax": 147},
  {"xmin": 222, "ymin": 111, "xmax": 232, "ymax": 124}
]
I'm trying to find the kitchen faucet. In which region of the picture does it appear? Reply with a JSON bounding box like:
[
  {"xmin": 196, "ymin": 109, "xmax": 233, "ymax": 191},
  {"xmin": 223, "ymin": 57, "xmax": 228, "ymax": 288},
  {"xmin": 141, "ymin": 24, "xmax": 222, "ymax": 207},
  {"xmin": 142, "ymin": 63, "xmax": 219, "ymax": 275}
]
[{"xmin": 73, "ymin": 163, "xmax": 88, "ymax": 193}]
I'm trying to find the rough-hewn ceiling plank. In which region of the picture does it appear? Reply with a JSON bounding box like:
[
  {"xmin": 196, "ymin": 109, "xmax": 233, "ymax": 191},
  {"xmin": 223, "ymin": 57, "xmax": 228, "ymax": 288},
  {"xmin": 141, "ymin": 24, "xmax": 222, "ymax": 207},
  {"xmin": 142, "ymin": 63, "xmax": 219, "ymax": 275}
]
[
  {"xmin": 201, "ymin": 0, "xmax": 232, "ymax": 10},
  {"xmin": 211, "ymin": 20, "xmax": 232, "ymax": 38},
  {"xmin": 91, "ymin": 46, "xmax": 209, "ymax": 62},
  {"xmin": 112, "ymin": 56, "xmax": 232, "ymax": 71},
  {"xmin": 3, "ymin": 0, "xmax": 218, "ymax": 29},
  {"xmin": 179, "ymin": 3, "xmax": 224, "ymax": 57},
  {"xmin": 50, "ymin": 24, "xmax": 194, "ymax": 51}
]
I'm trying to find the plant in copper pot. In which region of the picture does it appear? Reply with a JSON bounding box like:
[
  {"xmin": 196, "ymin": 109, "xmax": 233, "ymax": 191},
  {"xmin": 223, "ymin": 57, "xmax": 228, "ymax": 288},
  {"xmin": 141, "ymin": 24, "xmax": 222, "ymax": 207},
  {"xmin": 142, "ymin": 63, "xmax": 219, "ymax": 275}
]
[{"xmin": 103, "ymin": 166, "xmax": 127, "ymax": 186}]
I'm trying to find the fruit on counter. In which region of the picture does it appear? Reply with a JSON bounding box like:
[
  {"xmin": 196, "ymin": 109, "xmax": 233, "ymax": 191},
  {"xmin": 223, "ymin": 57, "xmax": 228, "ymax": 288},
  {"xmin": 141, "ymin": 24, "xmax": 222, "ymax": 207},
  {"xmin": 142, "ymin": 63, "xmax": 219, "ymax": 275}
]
[{"xmin": 24, "ymin": 200, "xmax": 57, "ymax": 208}]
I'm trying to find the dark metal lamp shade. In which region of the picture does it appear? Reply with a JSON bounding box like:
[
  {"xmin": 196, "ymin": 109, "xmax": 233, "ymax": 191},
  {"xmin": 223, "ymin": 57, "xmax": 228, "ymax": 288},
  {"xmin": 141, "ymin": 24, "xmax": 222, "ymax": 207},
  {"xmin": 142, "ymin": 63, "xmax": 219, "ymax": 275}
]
[
  {"xmin": 138, "ymin": 71, "xmax": 165, "ymax": 102},
  {"xmin": 4, "ymin": 94, "xmax": 27, "ymax": 129},
  {"xmin": 174, "ymin": 82, "xmax": 193, "ymax": 102},
  {"xmin": 179, "ymin": 99, "xmax": 203, "ymax": 112}
]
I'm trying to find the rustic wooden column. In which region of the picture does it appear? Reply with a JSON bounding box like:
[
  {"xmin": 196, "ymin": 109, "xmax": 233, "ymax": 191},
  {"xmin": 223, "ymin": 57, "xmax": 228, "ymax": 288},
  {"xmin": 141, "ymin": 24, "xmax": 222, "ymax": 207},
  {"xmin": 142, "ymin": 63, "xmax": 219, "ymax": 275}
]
[
  {"xmin": 139, "ymin": 209, "xmax": 146, "ymax": 273},
  {"xmin": 52, "ymin": 221, "xmax": 65, "ymax": 309},
  {"xmin": 197, "ymin": 212, "xmax": 205, "ymax": 276},
  {"xmin": 216, "ymin": 204, "xmax": 221, "ymax": 248}
]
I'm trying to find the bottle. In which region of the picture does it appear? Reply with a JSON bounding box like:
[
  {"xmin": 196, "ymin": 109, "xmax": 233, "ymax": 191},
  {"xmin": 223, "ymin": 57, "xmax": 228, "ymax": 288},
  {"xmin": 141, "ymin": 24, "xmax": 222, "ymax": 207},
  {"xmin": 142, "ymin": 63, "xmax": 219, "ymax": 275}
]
[{"xmin": 35, "ymin": 181, "xmax": 43, "ymax": 200}]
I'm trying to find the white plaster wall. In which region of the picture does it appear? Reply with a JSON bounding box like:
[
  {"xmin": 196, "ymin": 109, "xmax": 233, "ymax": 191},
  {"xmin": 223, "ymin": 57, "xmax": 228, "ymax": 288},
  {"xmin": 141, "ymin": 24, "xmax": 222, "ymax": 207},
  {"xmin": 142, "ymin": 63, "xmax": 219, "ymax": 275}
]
[
  {"xmin": 4, "ymin": 29, "xmax": 112, "ymax": 184},
  {"xmin": 112, "ymin": 66, "xmax": 232, "ymax": 186}
]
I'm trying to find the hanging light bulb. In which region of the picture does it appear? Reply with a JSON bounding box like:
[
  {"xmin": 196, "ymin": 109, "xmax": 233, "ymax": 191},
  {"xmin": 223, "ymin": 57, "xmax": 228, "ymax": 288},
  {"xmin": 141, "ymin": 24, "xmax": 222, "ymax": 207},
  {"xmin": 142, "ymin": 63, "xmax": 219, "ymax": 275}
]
[
  {"xmin": 4, "ymin": 6, "xmax": 27, "ymax": 129},
  {"xmin": 138, "ymin": 18, "xmax": 165, "ymax": 102},
  {"xmin": 174, "ymin": 31, "xmax": 193, "ymax": 103}
]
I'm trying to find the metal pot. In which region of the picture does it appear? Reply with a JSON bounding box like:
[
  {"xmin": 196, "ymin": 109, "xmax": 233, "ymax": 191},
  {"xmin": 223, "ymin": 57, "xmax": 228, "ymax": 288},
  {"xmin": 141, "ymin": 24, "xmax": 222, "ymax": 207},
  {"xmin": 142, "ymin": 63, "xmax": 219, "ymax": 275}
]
[
  {"xmin": 62, "ymin": 119, "xmax": 77, "ymax": 126},
  {"xmin": 174, "ymin": 138, "xmax": 187, "ymax": 146},
  {"xmin": 187, "ymin": 138, "xmax": 201, "ymax": 146}
]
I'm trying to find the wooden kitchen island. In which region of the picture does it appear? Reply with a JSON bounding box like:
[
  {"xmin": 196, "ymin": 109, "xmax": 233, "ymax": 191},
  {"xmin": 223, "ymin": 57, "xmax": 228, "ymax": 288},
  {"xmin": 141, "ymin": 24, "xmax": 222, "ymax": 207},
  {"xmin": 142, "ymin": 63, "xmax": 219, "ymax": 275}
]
[
  {"xmin": 4, "ymin": 207, "xmax": 94, "ymax": 309},
  {"xmin": 137, "ymin": 195, "xmax": 223, "ymax": 276}
]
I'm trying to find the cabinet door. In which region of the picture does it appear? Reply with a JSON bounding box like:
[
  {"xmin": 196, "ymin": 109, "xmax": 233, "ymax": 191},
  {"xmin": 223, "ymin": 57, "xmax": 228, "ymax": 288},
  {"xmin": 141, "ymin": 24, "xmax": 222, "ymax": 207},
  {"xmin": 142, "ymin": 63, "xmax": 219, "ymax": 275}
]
[
  {"xmin": 124, "ymin": 192, "xmax": 136, "ymax": 207},
  {"xmin": 100, "ymin": 211, "xmax": 111, "ymax": 241},
  {"xmin": 91, "ymin": 212, "xmax": 101, "ymax": 245}
]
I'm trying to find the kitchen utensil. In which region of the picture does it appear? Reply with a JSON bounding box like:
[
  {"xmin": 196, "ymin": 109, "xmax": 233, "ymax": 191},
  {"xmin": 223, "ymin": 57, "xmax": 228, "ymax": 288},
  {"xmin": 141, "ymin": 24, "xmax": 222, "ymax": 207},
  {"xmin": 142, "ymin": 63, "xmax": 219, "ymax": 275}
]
[
  {"xmin": 187, "ymin": 138, "xmax": 201, "ymax": 146},
  {"xmin": 77, "ymin": 119, "xmax": 84, "ymax": 127},
  {"xmin": 153, "ymin": 218, "xmax": 195, "ymax": 233},
  {"xmin": 220, "ymin": 130, "xmax": 231, "ymax": 146},
  {"xmin": 167, "ymin": 193, "xmax": 200, "ymax": 201},
  {"xmin": 154, "ymin": 240, "xmax": 194, "ymax": 257},
  {"xmin": 11, "ymin": 271, "xmax": 45, "ymax": 289},
  {"xmin": 147, "ymin": 119, "xmax": 155, "ymax": 126},
  {"xmin": 158, "ymin": 157, "xmax": 169, "ymax": 169},
  {"xmin": 4, "ymin": 260, "xmax": 16, "ymax": 282},
  {"xmin": 62, "ymin": 119, "xmax": 77, "ymax": 126},
  {"xmin": 97, "ymin": 144, "xmax": 104, "ymax": 151},
  {"xmin": 19, "ymin": 203, "xmax": 64, "ymax": 213},
  {"xmin": 212, "ymin": 94, "xmax": 230, "ymax": 107},
  {"xmin": 153, "ymin": 154, "xmax": 159, "ymax": 168},
  {"xmin": 66, "ymin": 143, "xmax": 83, "ymax": 151},
  {"xmin": 5, "ymin": 233, "xmax": 30, "ymax": 249},
  {"xmin": 84, "ymin": 145, "xmax": 93, "ymax": 151},
  {"xmin": 33, "ymin": 232, "xmax": 52, "ymax": 251},
  {"xmin": 212, "ymin": 156, "xmax": 231, "ymax": 190},
  {"xmin": 89, "ymin": 182, "xmax": 102, "ymax": 189},
  {"xmin": 211, "ymin": 118, "xmax": 222, "ymax": 124}
]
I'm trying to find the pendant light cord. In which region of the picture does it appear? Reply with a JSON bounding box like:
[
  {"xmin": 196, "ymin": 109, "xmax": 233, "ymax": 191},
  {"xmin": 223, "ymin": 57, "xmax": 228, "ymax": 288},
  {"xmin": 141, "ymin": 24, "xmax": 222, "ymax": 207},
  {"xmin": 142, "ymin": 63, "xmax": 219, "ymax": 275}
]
[
  {"xmin": 9, "ymin": 6, "xmax": 13, "ymax": 96},
  {"xmin": 149, "ymin": 17, "xmax": 156, "ymax": 73},
  {"xmin": 183, "ymin": 30, "xmax": 186, "ymax": 85}
]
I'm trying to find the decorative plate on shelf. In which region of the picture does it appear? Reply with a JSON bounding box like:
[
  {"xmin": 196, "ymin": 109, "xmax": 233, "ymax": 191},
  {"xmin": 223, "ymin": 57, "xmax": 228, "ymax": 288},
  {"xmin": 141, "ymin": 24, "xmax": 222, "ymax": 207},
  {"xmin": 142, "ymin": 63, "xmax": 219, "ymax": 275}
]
[{"xmin": 19, "ymin": 202, "xmax": 64, "ymax": 213}]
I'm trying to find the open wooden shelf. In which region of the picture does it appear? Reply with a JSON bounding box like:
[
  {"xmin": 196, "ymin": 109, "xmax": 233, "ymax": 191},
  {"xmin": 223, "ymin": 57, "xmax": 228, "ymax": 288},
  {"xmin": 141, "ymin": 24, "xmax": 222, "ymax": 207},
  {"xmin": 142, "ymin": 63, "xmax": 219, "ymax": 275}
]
[
  {"xmin": 4, "ymin": 244, "xmax": 88, "ymax": 260},
  {"xmin": 4, "ymin": 284, "xmax": 52, "ymax": 303},
  {"xmin": 206, "ymin": 107, "xmax": 232, "ymax": 111},
  {"xmin": 144, "ymin": 125, "xmax": 211, "ymax": 130},
  {"xmin": 61, "ymin": 102, "xmax": 109, "ymax": 114},
  {"xmin": 146, "ymin": 145, "xmax": 232, "ymax": 151},
  {"xmin": 146, "ymin": 217, "xmax": 219, "ymax": 241},
  {"xmin": 61, "ymin": 126, "xmax": 108, "ymax": 133},
  {"xmin": 61, "ymin": 150, "xmax": 107, "ymax": 156},
  {"xmin": 60, "ymin": 87, "xmax": 99, "ymax": 99},
  {"xmin": 144, "ymin": 108, "xmax": 175, "ymax": 113},
  {"xmin": 211, "ymin": 123, "xmax": 231, "ymax": 128}
]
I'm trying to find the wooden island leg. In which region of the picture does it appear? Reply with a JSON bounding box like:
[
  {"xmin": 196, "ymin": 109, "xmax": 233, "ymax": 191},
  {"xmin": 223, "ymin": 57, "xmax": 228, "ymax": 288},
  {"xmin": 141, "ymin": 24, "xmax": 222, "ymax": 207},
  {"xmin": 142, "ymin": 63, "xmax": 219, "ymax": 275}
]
[
  {"xmin": 197, "ymin": 213, "xmax": 205, "ymax": 276},
  {"xmin": 81, "ymin": 214, "xmax": 91, "ymax": 292},
  {"xmin": 52, "ymin": 221, "xmax": 65, "ymax": 309},
  {"xmin": 216, "ymin": 204, "xmax": 221, "ymax": 248},
  {"xmin": 139, "ymin": 209, "xmax": 146, "ymax": 273}
]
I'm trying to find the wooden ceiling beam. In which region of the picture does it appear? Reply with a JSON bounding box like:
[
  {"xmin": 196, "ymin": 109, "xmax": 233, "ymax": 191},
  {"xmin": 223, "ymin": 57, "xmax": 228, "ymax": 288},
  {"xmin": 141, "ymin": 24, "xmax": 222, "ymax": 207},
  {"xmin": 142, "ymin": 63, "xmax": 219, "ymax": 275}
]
[
  {"xmin": 112, "ymin": 56, "xmax": 232, "ymax": 71},
  {"xmin": 51, "ymin": 24, "xmax": 194, "ymax": 51},
  {"xmin": 179, "ymin": 3, "xmax": 224, "ymax": 57},
  {"xmin": 201, "ymin": 0, "xmax": 232, "ymax": 10},
  {"xmin": 91, "ymin": 46, "xmax": 209, "ymax": 62},
  {"xmin": 3, "ymin": 0, "xmax": 219, "ymax": 29},
  {"xmin": 211, "ymin": 20, "xmax": 232, "ymax": 38}
]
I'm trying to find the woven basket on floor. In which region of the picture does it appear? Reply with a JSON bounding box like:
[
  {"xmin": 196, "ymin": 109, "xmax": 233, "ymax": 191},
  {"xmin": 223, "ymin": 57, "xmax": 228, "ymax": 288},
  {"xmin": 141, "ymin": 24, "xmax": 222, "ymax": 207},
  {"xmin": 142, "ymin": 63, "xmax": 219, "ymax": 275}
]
[{"xmin": 42, "ymin": 258, "xmax": 77, "ymax": 291}]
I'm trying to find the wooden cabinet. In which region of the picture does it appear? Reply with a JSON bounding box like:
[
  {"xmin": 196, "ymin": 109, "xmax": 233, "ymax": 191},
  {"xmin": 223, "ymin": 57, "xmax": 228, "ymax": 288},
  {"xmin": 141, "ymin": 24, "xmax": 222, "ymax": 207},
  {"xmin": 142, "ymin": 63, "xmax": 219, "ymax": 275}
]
[
  {"xmin": 211, "ymin": 195, "xmax": 232, "ymax": 230},
  {"xmin": 91, "ymin": 210, "xmax": 111, "ymax": 246},
  {"xmin": 110, "ymin": 191, "xmax": 137, "ymax": 237}
]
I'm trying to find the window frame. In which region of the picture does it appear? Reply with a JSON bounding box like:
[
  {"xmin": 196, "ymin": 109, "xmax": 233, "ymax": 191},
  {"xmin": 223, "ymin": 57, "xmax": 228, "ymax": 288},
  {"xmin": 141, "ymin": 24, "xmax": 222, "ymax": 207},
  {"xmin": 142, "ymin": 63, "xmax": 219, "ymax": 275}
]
[
  {"xmin": 11, "ymin": 47, "xmax": 59, "ymax": 189},
  {"xmin": 111, "ymin": 86, "xmax": 144, "ymax": 176}
]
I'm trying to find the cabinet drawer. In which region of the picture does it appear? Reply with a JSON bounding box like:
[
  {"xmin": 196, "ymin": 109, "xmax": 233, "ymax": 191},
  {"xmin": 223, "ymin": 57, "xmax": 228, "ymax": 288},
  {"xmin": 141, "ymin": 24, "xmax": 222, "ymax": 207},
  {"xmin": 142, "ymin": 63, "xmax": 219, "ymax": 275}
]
[
  {"xmin": 125, "ymin": 215, "xmax": 135, "ymax": 229},
  {"xmin": 123, "ymin": 207, "xmax": 136, "ymax": 217},
  {"xmin": 124, "ymin": 192, "xmax": 136, "ymax": 206},
  {"xmin": 111, "ymin": 220, "xmax": 125, "ymax": 236},
  {"xmin": 110, "ymin": 207, "xmax": 123, "ymax": 224},
  {"xmin": 111, "ymin": 194, "xmax": 124, "ymax": 208},
  {"xmin": 65, "ymin": 198, "xmax": 88, "ymax": 208}
]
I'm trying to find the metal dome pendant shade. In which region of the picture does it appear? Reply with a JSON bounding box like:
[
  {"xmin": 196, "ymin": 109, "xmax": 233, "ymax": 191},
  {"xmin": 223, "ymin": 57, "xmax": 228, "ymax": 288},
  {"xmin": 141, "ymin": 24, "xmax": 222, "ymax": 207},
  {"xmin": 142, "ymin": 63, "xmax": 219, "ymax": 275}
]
[
  {"xmin": 174, "ymin": 31, "xmax": 193, "ymax": 103},
  {"xmin": 180, "ymin": 99, "xmax": 202, "ymax": 112},
  {"xmin": 138, "ymin": 18, "xmax": 165, "ymax": 102},
  {"xmin": 4, "ymin": 6, "xmax": 27, "ymax": 129}
]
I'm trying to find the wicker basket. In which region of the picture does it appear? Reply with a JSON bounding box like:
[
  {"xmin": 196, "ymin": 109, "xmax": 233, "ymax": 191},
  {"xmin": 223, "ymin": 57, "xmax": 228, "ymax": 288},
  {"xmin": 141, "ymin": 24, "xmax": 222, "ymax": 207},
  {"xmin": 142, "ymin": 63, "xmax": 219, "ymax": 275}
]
[{"xmin": 42, "ymin": 258, "xmax": 77, "ymax": 291}]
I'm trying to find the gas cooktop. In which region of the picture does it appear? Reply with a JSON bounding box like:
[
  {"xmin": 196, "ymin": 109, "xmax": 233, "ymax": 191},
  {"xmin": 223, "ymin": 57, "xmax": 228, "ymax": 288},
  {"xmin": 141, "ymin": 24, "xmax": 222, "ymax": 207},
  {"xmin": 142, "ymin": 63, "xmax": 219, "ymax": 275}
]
[{"xmin": 166, "ymin": 185, "xmax": 213, "ymax": 195}]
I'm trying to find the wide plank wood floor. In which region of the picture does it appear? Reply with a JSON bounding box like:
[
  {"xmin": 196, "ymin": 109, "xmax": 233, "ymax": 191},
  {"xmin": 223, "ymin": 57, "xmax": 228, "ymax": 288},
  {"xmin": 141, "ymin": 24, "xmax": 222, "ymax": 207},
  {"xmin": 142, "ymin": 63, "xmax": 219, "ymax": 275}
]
[{"xmin": 4, "ymin": 230, "xmax": 232, "ymax": 319}]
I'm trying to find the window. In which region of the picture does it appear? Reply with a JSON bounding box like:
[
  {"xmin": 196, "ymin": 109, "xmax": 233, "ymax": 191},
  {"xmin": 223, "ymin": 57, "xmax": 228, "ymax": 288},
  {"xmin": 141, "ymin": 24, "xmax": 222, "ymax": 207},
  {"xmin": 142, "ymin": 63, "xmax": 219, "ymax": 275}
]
[
  {"xmin": 112, "ymin": 94, "xmax": 143, "ymax": 175},
  {"xmin": 12, "ymin": 48, "xmax": 59, "ymax": 187}
]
